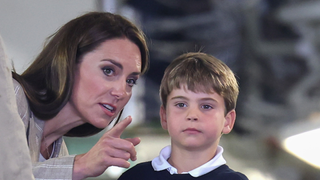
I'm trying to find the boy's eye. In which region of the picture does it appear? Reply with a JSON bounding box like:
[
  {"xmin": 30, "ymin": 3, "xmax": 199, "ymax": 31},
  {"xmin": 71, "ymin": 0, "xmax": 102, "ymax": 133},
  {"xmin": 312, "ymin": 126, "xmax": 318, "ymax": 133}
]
[
  {"xmin": 126, "ymin": 79, "xmax": 137, "ymax": 87},
  {"xmin": 175, "ymin": 103, "xmax": 187, "ymax": 108},
  {"xmin": 201, "ymin": 105, "xmax": 213, "ymax": 109},
  {"xmin": 102, "ymin": 67, "xmax": 114, "ymax": 76}
]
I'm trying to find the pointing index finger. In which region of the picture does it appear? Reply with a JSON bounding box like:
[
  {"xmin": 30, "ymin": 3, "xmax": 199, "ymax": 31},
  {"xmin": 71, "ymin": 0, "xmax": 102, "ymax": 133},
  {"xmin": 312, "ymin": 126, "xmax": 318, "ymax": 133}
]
[{"xmin": 106, "ymin": 116, "xmax": 132, "ymax": 138}]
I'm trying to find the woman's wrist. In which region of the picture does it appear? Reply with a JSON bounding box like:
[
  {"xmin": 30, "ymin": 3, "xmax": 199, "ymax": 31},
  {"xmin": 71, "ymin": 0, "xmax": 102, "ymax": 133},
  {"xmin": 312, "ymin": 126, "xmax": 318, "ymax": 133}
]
[{"xmin": 72, "ymin": 154, "xmax": 87, "ymax": 180}]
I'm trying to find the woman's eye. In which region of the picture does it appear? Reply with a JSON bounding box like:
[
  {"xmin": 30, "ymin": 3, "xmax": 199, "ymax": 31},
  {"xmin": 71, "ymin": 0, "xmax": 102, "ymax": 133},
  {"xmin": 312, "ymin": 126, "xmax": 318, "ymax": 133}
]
[
  {"xmin": 126, "ymin": 79, "xmax": 137, "ymax": 87},
  {"xmin": 102, "ymin": 67, "xmax": 114, "ymax": 76},
  {"xmin": 175, "ymin": 103, "xmax": 187, "ymax": 108},
  {"xmin": 202, "ymin": 105, "xmax": 213, "ymax": 109}
]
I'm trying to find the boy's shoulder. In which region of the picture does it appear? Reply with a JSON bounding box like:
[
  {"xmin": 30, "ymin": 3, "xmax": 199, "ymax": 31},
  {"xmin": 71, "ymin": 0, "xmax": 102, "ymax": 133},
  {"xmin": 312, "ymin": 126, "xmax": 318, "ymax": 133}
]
[
  {"xmin": 205, "ymin": 164, "xmax": 248, "ymax": 180},
  {"xmin": 118, "ymin": 161, "xmax": 154, "ymax": 180},
  {"xmin": 129, "ymin": 161, "xmax": 153, "ymax": 171}
]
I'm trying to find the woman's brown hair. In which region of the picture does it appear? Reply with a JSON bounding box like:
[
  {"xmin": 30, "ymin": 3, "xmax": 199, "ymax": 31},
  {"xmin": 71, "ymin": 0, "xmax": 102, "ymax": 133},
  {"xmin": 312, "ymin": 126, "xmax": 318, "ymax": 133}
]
[{"xmin": 12, "ymin": 12, "xmax": 149, "ymax": 137}]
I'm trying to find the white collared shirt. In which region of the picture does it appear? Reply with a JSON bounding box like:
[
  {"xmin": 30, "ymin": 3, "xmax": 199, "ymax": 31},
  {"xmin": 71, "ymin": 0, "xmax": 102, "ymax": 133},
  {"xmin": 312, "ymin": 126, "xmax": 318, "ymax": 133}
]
[{"xmin": 151, "ymin": 145, "xmax": 226, "ymax": 177}]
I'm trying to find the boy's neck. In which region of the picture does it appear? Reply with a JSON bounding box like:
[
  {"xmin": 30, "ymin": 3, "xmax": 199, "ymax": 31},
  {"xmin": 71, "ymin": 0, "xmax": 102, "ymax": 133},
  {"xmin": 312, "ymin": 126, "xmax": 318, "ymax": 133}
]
[{"xmin": 168, "ymin": 144, "xmax": 218, "ymax": 173}]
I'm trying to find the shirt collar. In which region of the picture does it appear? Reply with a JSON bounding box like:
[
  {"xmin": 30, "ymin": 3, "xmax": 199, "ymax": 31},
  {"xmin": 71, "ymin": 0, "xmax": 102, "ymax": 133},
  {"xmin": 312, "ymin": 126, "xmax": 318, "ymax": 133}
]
[{"xmin": 151, "ymin": 145, "xmax": 226, "ymax": 177}]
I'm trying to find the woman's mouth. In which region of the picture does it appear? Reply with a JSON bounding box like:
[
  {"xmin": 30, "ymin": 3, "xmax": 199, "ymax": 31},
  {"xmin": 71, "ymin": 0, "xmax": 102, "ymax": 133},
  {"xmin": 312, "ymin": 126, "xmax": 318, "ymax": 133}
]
[
  {"xmin": 99, "ymin": 103, "xmax": 116, "ymax": 117},
  {"xmin": 100, "ymin": 103, "xmax": 115, "ymax": 112}
]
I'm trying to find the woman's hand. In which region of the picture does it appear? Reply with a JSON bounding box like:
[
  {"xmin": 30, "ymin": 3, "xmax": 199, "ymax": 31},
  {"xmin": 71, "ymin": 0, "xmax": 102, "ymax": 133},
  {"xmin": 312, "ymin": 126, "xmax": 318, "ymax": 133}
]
[{"xmin": 72, "ymin": 116, "xmax": 140, "ymax": 180}]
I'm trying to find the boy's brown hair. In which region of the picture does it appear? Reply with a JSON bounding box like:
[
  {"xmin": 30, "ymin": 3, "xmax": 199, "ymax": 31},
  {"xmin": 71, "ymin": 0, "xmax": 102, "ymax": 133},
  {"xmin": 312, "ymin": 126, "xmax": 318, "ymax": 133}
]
[{"xmin": 159, "ymin": 52, "xmax": 239, "ymax": 114}]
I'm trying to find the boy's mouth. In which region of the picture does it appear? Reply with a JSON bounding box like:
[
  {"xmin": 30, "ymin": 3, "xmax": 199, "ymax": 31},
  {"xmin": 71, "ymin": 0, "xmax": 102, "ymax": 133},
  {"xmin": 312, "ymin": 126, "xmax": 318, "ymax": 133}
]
[{"xmin": 183, "ymin": 128, "xmax": 201, "ymax": 133}]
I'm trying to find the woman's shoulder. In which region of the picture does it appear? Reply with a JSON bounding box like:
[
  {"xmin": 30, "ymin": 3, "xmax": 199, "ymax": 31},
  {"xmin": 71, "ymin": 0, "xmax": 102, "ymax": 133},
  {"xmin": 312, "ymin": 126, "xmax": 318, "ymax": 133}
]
[
  {"xmin": 13, "ymin": 78, "xmax": 23, "ymax": 92},
  {"xmin": 13, "ymin": 78, "xmax": 27, "ymax": 105},
  {"xmin": 12, "ymin": 78, "xmax": 31, "ymax": 129}
]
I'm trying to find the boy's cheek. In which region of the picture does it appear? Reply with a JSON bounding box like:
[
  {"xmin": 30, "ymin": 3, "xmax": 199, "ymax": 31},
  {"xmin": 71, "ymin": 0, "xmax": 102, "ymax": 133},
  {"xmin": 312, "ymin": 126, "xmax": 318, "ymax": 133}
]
[{"xmin": 160, "ymin": 106, "xmax": 168, "ymax": 130}]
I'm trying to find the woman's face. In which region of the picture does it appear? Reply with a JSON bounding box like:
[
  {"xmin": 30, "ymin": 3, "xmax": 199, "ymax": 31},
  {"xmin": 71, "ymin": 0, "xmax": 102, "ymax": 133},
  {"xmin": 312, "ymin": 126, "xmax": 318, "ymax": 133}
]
[{"xmin": 70, "ymin": 38, "xmax": 142, "ymax": 128}]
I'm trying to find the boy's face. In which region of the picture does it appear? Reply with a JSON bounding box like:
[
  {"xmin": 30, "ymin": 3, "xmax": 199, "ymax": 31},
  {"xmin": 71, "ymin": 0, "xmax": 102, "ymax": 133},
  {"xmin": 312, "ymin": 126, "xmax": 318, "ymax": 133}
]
[{"xmin": 160, "ymin": 85, "xmax": 235, "ymax": 151}]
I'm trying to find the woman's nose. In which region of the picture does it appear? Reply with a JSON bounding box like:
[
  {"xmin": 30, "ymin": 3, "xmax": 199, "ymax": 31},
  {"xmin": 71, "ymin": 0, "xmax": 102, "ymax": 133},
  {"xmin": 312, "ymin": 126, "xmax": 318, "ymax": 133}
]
[{"xmin": 110, "ymin": 82, "xmax": 127, "ymax": 100}]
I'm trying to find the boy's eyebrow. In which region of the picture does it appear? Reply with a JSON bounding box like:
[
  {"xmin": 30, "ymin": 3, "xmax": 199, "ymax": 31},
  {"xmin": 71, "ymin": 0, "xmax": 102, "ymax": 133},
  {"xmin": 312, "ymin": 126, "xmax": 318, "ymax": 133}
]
[
  {"xmin": 170, "ymin": 96, "xmax": 188, "ymax": 100},
  {"xmin": 170, "ymin": 96, "xmax": 218, "ymax": 103},
  {"xmin": 199, "ymin": 97, "xmax": 218, "ymax": 103}
]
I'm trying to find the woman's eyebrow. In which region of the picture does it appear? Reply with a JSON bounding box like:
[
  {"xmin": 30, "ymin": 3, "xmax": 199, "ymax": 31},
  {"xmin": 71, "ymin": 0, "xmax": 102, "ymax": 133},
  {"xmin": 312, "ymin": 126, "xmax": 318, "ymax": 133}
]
[{"xmin": 101, "ymin": 59, "xmax": 123, "ymax": 70}]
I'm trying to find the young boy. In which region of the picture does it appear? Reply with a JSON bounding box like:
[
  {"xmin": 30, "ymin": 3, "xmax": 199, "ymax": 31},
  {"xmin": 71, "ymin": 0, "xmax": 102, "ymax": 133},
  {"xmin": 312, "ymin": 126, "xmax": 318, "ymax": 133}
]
[{"xmin": 118, "ymin": 52, "xmax": 248, "ymax": 180}]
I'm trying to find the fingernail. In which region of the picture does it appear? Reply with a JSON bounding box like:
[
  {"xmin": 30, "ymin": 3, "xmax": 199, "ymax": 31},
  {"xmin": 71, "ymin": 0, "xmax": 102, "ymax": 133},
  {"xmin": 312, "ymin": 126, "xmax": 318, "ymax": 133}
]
[{"xmin": 132, "ymin": 156, "xmax": 137, "ymax": 161}]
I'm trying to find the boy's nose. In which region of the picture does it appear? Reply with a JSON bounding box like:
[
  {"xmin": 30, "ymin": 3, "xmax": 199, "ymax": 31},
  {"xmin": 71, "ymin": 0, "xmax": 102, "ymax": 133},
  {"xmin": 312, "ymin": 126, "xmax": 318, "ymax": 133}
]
[
  {"xmin": 186, "ymin": 108, "xmax": 199, "ymax": 121},
  {"xmin": 187, "ymin": 116, "xmax": 198, "ymax": 121}
]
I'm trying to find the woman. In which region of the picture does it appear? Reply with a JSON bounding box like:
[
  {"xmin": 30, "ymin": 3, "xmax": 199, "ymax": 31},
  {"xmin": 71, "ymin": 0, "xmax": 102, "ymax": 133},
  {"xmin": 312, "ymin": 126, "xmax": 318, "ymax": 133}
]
[{"xmin": 11, "ymin": 12, "xmax": 149, "ymax": 179}]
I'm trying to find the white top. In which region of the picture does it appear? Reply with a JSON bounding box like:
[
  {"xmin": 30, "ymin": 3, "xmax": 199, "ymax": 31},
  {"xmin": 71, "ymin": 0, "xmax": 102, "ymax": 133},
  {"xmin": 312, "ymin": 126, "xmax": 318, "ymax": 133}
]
[{"xmin": 151, "ymin": 145, "xmax": 226, "ymax": 177}]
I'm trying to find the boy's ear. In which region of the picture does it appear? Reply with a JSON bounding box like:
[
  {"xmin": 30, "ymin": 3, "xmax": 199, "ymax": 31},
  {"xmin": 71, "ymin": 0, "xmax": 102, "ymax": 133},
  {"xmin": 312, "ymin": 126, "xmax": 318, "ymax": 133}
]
[
  {"xmin": 222, "ymin": 109, "xmax": 236, "ymax": 134},
  {"xmin": 160, "ymin": 105, "xmax": 168, "ymax": 130}
]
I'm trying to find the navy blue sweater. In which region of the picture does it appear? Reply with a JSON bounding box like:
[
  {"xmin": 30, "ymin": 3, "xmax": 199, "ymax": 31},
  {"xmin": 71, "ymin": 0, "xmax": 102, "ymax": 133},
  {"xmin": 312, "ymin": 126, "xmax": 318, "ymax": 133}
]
[{"xmin": 118, "ymin": 162, "xmax": 248, "ymax": 180}]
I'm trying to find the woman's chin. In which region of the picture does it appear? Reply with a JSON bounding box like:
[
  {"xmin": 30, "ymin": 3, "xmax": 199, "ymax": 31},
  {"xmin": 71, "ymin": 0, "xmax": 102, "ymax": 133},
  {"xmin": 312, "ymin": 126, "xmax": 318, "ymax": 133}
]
[{"xmin": 91, "ymin": 119, "xmax": 112, "ymax": 129}]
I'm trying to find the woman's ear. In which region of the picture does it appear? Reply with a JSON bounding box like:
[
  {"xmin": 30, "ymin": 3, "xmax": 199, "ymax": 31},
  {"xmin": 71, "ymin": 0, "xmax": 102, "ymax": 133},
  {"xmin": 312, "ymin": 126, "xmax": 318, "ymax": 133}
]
[
  {"xmin": 159, "ymin": 105, "xmax": 168, "ymax": 130},
  {"xmin": 222, "ymin": 109, "xmax": 236, "ymax": 134}
]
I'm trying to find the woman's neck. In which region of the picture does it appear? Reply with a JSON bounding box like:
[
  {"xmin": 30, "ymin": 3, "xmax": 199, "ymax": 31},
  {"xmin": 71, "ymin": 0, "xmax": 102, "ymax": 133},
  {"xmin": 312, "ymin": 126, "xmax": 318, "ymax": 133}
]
[{"xmin": 41, "ymin": 102, "xmax": 84, "ymax": 153}]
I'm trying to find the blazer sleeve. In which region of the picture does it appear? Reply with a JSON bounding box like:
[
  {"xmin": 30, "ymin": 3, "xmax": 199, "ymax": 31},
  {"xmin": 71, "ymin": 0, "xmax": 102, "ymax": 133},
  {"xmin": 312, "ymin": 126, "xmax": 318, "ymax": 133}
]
[{"xmin": 32, "ymin": 155, "xmax": 76, "ymax": 180}]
